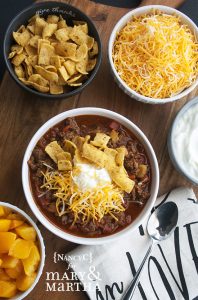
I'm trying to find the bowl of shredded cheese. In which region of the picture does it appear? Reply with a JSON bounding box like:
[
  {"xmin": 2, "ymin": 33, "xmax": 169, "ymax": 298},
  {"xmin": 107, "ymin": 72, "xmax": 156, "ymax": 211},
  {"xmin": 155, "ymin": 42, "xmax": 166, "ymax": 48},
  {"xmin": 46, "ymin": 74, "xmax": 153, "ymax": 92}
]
[{"xmin": 108, "ymin": 5, "xmax": 198, "ymax": 104}]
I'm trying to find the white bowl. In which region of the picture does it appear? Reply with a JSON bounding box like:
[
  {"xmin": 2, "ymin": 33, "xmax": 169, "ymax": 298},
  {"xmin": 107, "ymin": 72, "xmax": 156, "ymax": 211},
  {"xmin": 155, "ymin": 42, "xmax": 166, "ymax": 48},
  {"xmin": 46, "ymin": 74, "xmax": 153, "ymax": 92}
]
[
  {"xmin": 168, "ymin": 96, "xmax": 198, "ymax": 185},
  {"xmin": 22, "ymin": 107, "xmax": 159, "ymax": 245},
  {"xmin": 0, "ymin": 201, "xmax": 45, "ymax": 300},
  {"xmin": 108, "ymin": 5, "xmax": 198, "ymax": 104}
]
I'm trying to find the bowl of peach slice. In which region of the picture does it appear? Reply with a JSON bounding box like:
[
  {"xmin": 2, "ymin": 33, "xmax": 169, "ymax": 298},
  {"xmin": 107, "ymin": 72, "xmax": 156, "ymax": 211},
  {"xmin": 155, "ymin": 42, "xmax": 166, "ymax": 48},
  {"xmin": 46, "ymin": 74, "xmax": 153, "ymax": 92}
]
[{"xmin": 0, "ymin": 202, "xmax": 45, "ymax": 299}]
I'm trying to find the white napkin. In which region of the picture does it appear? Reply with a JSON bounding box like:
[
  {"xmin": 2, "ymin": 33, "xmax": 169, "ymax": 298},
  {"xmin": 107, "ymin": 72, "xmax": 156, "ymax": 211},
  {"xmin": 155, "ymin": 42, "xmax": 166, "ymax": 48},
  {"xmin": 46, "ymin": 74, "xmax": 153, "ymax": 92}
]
[{"xmin": 68, "ymin": 188, "xmax": 198, "ymax": 300}]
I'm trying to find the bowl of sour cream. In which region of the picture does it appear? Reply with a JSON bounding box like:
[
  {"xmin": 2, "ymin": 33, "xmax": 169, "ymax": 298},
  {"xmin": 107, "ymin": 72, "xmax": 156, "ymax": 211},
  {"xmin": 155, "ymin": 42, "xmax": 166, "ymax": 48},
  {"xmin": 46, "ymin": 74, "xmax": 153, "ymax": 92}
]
[{"xmin": 168, "ymin": 97, "xmax": 198, "ymax": 185}]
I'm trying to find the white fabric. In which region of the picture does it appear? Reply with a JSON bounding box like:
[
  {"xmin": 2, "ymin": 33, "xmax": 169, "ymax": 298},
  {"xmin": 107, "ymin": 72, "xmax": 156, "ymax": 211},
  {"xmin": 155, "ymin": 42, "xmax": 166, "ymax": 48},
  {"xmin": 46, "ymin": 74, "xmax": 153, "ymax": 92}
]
[{"xmin": 68, "ymin": 187, "xmax": 198, "ymax": 300}]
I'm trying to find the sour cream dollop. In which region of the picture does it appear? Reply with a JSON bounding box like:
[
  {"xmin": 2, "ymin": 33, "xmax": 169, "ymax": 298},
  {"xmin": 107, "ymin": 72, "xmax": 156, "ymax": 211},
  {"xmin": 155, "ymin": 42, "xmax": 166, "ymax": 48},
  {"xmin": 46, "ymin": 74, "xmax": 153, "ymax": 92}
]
[
  {"xmin": 72, "ymin": 163, "xmax": 111, "ymax": 192},
  {"xmin": 173, "ymin": 103, "xmax": 198, "ymax": 181}
]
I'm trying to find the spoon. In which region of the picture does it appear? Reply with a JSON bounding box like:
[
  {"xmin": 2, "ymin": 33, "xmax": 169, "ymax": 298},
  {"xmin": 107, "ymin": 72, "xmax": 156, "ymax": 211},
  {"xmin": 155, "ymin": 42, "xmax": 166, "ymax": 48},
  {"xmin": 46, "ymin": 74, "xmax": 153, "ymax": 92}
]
[{"xmin": 122, "ymin": 201, "xmax": 178, "ymax": 300}]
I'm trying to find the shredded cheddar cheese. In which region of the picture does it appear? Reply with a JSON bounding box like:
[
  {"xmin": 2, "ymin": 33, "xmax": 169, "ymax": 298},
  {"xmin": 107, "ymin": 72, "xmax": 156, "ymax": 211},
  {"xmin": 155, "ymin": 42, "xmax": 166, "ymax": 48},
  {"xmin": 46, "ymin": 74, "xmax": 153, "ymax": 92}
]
[
  {"xmin": 41, "ymin": 169, "xmax": 125, "ymax": 224},
  {"xmin": 113, "ymin": 11, "xmax": 198, "ymax": 99}
]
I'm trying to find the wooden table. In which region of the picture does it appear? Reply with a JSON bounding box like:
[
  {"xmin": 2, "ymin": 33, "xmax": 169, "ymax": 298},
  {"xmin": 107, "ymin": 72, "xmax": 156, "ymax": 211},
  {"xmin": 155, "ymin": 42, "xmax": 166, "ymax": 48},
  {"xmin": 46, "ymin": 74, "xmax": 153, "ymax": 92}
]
[{"xmin": 0, "ymin": 0, "xmax": 197, "ymax": 299}]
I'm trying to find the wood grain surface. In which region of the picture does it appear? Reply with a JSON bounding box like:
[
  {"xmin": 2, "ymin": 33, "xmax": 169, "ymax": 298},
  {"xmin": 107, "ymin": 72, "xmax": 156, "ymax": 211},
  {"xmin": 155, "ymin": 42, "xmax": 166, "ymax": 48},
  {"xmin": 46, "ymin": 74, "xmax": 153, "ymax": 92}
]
[
  {"xmin": 0, "ymin": 0, "xmax": 197, "ymax": 299},
  {"xmin": 140, "ymin": 0, "xmax": 185, "ymax": 7}
]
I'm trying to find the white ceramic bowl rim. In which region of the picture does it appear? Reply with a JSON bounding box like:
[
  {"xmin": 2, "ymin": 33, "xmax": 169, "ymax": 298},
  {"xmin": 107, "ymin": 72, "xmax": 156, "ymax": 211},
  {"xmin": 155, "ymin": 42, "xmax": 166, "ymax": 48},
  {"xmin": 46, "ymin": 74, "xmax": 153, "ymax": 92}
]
[
  {"xmin": 22, "ymin": 107, "xmax": 159, "ymax": 245},
  {"xmin": 108, "ymin": 5, "xmax": 198, "ymax": 104},
  {"xmin": 0, "ymin": 201, "xmax": 45, "ymax": 300},
  {"xmin": 168, "ymin": 96, "xmax": 198, "ymax": 185}
]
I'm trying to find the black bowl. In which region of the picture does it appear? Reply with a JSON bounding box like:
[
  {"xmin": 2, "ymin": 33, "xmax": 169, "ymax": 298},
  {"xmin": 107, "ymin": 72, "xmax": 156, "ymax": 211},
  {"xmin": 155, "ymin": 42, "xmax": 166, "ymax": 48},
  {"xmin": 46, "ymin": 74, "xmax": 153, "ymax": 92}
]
[{"xmin": 3, "ymin": 1, "xmax": 102, "ymax": 99}]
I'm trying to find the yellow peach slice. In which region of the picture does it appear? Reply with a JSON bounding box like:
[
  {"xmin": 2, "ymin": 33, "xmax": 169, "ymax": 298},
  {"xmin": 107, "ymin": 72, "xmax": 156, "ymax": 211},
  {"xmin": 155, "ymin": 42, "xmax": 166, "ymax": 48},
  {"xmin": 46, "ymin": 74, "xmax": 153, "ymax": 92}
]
[
  {"xmin": 5, "ymin": 260, "xmax": 24, "ymax": 279},
  {"xmin": 15, "ymin": 224, "xmax": 37, "ymax": 241},
  {"xmin": 10, "ymin": 219, "xmax": 24, "ymax": 229},
  {"xmin": 0, "ymin": 280, "xmax": 17, "ymax": 298},
  {"xmin": 0, "ymin": 269, "xmax": 10, "ymax": 281},
  {"xmin": 9, "ymin": 238, "xmax": 34, "ymax": 259},
  {"xmin": 22, "ymin": 245, "xmax": 40, "ymax": 276},
  {"xmin": 0, "ymin": 219, "xmax": 11, "ymax": 232},
  {"xmin": 16, "ymin": 272, "xmax": 36, "ymax": 291},
  {"xmin": 1, "ymin": 254, "xmax": 19, "ymax": 268},
  {"xmin": 0, "ymin": 232, "xmax": 16, "ymax": 254}
]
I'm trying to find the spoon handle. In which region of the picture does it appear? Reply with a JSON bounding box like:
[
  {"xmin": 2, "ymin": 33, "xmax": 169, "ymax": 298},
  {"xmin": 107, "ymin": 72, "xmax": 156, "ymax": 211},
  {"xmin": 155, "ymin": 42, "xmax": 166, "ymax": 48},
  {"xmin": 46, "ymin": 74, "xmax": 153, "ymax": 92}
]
[{"xmin": 122, "ymin": 241, "xmax": 154, "ymax": 300}]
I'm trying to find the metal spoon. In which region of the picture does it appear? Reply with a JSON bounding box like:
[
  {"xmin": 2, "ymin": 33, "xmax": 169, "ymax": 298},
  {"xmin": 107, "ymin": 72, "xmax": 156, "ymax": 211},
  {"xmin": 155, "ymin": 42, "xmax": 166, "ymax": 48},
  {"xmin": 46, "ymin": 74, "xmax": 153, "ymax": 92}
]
[{"xmin": 122, "ymin": 201, "xmax": 178, "ymax": 300}]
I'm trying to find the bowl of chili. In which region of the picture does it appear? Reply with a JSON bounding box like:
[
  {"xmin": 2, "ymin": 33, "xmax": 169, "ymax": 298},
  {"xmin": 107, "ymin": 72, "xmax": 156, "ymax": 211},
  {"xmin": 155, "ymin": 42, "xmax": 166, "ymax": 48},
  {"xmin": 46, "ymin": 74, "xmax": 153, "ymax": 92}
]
[{"xmin": 22, "ymin": 107, "xmax": 159, "ymax": 244}]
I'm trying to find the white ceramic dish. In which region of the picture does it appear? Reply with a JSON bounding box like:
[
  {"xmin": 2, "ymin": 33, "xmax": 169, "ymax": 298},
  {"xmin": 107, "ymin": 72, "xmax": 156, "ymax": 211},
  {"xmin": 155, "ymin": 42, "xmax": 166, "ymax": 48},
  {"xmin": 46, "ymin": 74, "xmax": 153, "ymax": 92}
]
[
  {"xmin": 0, "ymin": 201, "xmax": 45, "ymax": 300},
  {"xmin": 22, "ymin": 107, "xmax": 159, "ymax": 245},
  {"xmin": 168, "ymin": 96, "xmax": 198, "ymax": 185},
  {"xmin": 108, "ymin": 5, "xmax": 198, "ymax": 104}
]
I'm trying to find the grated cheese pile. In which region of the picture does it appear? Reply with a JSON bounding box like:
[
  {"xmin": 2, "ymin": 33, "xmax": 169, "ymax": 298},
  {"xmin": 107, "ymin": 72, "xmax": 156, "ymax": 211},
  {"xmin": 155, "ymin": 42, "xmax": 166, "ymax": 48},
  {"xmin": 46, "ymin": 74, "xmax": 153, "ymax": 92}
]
[
  {"xmin": 113, "ymin": 11, "xmax": 198, "ymax": 99},
  {"xmin": 41, "ymin": 169, "xmax": 125, "ymax": 224}
]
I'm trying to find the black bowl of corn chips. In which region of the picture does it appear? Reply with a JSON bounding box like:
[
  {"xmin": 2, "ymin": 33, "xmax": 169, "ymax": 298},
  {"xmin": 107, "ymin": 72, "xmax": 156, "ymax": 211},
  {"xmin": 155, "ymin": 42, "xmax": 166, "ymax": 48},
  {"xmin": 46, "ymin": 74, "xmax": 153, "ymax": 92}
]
[{"xmin": 3, "ymin": 1, "xmax": 102, "ymax": 98}]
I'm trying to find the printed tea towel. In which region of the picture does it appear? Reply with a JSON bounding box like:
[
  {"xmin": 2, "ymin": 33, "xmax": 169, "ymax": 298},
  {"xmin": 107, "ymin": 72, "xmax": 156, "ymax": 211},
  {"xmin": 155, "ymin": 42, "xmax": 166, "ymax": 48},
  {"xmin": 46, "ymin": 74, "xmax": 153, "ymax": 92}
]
[{"xmin": 68, "ymin": 187, "xmax": 198, "ymax": 300}]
